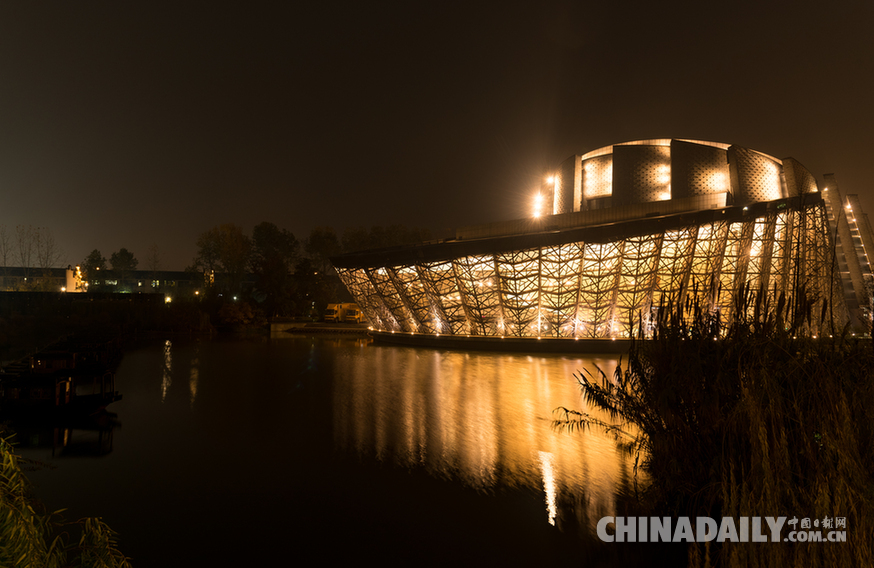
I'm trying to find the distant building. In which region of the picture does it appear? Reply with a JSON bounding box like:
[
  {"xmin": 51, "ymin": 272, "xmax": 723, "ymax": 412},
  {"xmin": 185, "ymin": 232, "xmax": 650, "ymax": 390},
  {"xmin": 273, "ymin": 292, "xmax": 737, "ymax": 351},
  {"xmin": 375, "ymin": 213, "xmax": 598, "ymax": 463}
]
[
  {"xmin": 83, "ymin": 269, "xmax": 203, "ymax": 295},
  {"xmin": 331, "ymin": 139, "xmax": 874, "ymax": 340},
  {"xmin": 0, "ymin": 267, "xmax": 203, "ymax": 296},
  {"xmin": 0, "ymin": 267, "xmax": 72, "ymax": 292}
]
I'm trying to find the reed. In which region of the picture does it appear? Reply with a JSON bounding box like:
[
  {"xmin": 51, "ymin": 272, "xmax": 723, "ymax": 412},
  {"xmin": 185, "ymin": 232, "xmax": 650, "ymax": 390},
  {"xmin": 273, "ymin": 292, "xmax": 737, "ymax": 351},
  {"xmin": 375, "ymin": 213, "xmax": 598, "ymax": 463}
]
[
  {"xmin": 555, "ymin": 287, "xmax": 874, "ymax": 566},
  {"xmin": 0, "ymin": 433, "xmax": 132, "ymax": 568}
]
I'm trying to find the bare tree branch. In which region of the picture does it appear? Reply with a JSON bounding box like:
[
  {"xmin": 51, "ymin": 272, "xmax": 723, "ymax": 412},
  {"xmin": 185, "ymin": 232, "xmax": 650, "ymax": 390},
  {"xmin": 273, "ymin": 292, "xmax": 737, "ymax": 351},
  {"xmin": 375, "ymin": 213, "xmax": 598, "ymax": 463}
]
[
  {"xmin": 35, "ymin": 227, "xmax": 63, "ymax": 270},
  {"xmin": 16, "ymin": 225, "xmax": 35, "ymax": 278}
]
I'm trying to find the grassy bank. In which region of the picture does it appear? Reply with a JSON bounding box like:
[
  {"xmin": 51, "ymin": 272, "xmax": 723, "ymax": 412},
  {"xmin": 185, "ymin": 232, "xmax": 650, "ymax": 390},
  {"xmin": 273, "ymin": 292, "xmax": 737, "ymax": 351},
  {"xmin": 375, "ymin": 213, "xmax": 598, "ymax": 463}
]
[
  {"xmin": 0, "ymin": 434, "xmax": 131, "ymax": 567},
  {"xmin": 556, "ymin": 292, "xmax": 874, "ymax": 566}
]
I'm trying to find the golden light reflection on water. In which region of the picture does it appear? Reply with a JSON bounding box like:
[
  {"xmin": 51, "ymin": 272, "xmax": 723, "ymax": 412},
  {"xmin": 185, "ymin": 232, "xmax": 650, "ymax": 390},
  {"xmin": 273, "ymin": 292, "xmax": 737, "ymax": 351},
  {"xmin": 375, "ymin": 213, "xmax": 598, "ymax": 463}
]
[
  {"xmin": 539, "ymin": 451, "xmax": 557, "ymax": 526},
  {"xmin": 189, "ymin": 348, "xmax": 199, "ymax": 407},
  {"xmin": 161, "ymin": 340, "xmax": 172, "ymax": 402},
  {"xmin": 158, "ymin": 339, "xmax": 200, "ymax": 407},
  {"xmin": 332, "ymin": 345, "xmax": 638, "ymax": 533}
]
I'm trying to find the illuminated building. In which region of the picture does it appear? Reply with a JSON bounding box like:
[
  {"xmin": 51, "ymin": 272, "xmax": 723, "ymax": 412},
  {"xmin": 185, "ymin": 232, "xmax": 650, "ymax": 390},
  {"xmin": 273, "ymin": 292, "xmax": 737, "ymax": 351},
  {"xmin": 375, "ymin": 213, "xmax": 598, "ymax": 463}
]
[{"xmin": 332, "ymin": 139, "xmax": 874, "ymax": 344}]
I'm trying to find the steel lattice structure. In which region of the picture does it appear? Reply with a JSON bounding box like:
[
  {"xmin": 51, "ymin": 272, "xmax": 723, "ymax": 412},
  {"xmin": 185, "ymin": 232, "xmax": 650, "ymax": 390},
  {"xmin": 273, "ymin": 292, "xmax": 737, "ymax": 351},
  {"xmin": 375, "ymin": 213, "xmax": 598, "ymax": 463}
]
[
  {"xmin": 335, "ymin": 199, "xmax": 847, "ymax": 339},
  {"xmin": 332, "ymin": 139, "xmax": 870, "ymax": 341}
]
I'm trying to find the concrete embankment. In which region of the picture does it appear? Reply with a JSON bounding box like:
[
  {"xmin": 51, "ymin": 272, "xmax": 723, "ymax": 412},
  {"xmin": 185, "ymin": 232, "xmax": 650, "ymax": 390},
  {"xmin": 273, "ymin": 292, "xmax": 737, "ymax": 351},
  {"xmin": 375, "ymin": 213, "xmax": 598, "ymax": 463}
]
[{"xmin": 270, "ymin": 321, "xmax": 370, "ymax": 335}]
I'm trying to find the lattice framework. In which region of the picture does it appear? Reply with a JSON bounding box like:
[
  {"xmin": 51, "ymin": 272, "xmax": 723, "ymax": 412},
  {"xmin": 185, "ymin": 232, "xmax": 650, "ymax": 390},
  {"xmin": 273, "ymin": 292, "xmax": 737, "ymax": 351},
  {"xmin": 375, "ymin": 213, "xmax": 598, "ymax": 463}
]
[{"xmin": 339, "ymin": 201, "xmax": 847, "ymax": 339}]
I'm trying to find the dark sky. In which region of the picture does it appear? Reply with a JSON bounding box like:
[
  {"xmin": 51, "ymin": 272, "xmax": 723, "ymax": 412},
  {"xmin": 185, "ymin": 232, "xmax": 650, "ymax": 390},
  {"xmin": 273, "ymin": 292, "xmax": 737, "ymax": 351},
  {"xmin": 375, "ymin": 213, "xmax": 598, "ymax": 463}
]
[{"xmin": 1, "ymin": 1, "xmax": 872, "ymax": 270}]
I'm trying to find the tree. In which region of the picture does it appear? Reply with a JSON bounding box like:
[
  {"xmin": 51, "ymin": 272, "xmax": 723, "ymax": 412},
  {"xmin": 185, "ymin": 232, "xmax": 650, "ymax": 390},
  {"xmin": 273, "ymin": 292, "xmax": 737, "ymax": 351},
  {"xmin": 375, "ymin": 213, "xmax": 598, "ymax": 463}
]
[
  {"xmin": 304, "ymin": 226, "xmax": 341, "ymax": 275},
  {"xmin": 251, "ymin": 222, "xmax": 299, "ymax": 316},
  {"xmin": 190, "ymin": 228, "xmax": 221, "ymax": 275},
  {"xmin": 190, "ymin": 224, "xmax": 251, "ymax": 293},
  {"xmin": 146, "ymin": 243, "xmax": 161, "ymax": 273},
  {"xmin": 110, "ymin": 248, "xmax": 138, "ymax": 290},
  {"xmin": 217, "ymin": 225, "xmax": 251, "ymax": 293},
  {"xmin": 34, "ymin": 227, "xmax": 62, "ymax": 270},
  {"xmin": 0, "ymin": 226, "xmax": 12, "ymax": 289},
  {"xmin": 252, "ymin": 223, "xmax": 298, "ymax": 268},
  {"xmin": 298, "ymin": 227, "xmax": 351, "ymax": 314},
  {"xmin": 340, "ymin": 226, "xmax": 371, "ymax": 253},
  {"xmin": 110, "ymin": 248, "xmax": 138, "ymax": 272},
  {"xmin": 15, "ymin": 225, "xmax": 35, "ymax": 278},
  {"xmin": 145, "ymin": 243, "xmax": 161, "ymax": 291},
  {"xmin": 82, "ymin": 249, "xmax": 107, "ymax": 286},
  {"xmin": 290, "ymin": 256, "xmax": 321, "ymax": 317},
  {"xmin": 341, "ymin": 224, "xmax": 432, "ymax": 253}
]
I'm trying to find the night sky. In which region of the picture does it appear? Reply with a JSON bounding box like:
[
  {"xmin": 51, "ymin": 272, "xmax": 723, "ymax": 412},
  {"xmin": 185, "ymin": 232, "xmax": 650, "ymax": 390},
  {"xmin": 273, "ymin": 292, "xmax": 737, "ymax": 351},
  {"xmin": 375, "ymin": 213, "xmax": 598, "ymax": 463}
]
[{"xmin": 1, "ymin": 2, "xmax": 872, "ymax": 270}]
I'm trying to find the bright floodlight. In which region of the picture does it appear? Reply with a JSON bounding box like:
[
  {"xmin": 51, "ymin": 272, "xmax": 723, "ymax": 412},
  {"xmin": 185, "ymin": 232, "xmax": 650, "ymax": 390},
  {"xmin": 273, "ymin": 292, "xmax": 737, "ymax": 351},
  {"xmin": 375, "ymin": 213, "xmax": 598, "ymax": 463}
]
[{"xmin": 533, "ymin": 193, "xmax": 544, "ymax": 218}]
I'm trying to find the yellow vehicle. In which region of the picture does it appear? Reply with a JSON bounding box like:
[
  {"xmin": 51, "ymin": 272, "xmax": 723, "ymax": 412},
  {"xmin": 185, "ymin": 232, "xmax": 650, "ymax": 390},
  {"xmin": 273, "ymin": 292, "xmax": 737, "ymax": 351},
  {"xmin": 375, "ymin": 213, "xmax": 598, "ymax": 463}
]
[
  {"xmin": 324, "ymin": 303, "xmax": 361, "ymax": 323},
  {"xmin": 343, "ymin": 305, "xmax": 365, "ymax": 324}
]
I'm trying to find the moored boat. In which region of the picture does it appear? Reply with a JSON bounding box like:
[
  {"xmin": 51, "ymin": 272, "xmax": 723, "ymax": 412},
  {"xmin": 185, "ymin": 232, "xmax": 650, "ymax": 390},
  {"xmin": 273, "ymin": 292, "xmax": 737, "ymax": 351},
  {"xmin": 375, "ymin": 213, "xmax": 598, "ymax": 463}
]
[{"xmin": 0, "ymin": 338, "xmax": 122, "ymax": 419}]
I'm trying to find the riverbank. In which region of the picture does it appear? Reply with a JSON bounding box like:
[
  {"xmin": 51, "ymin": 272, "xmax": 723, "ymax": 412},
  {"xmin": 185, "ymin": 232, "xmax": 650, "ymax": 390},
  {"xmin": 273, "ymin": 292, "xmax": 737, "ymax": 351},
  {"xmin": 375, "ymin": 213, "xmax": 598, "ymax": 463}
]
[
  {"xmin": 556, "ymin": 301, "xmax": 874, "ymax": 566},
  {"xmin": 270, "ymin": 320, "xmax": 370, "ymax": 335},
  {"xmin": 369, "ymin": 329, "xmax": 632, "ymax": 353}
]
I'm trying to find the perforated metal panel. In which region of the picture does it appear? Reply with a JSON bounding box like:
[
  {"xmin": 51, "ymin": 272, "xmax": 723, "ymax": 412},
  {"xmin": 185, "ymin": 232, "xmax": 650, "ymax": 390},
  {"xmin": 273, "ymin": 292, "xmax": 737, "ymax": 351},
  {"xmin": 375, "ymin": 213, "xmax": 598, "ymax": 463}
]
[
  {"xmin": 783, "ymin": 157, "xmax": 819, "ymax": 197},
  {"xmin": 555, "ymin": 154, "xmax": 582, "ymax": 214},
  {"xmin": 728, "ymin": 146, "xmax": 785, "ymax": 205},
  {"xmin": 582, "ymin": 155, "xmax": 613, "ymax": 199},
  {"xmin": 612, "ymin": 145, "xmax": 672, "ymax": 206},
  {"xmin": 797, "ymin": 169, "xmax": 818, "ymax": 195},
  {"xmin": 670, "ymin": 139, "xmax": 730, "ymax": 199}
]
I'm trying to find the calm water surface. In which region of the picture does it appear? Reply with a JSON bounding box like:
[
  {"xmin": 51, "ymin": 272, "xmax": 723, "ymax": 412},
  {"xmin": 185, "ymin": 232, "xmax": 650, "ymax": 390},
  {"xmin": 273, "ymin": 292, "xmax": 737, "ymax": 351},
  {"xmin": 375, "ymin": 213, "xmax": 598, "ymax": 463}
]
[{"xmin": 19, "ymin": 334, "xmax": 661, "ymax": 566}]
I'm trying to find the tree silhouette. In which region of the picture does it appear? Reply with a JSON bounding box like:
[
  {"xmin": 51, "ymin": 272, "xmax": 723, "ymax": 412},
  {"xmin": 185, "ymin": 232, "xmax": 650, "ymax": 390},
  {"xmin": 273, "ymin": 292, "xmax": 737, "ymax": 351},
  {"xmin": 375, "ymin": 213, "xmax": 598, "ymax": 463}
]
[
  {"xmin": 191, "ymin": 224, "xmax": 251, "ymax": 293},
  {"xmin": 110, "ymin": 248, "xmax": 138, "ymax": 290},
  {"xmin": 82, "ymin": 249, "xmax": 107, "ymax": 289},
  {"xmin": 251, "ymin": 222, "xmax": 299, "ymax": 316}
]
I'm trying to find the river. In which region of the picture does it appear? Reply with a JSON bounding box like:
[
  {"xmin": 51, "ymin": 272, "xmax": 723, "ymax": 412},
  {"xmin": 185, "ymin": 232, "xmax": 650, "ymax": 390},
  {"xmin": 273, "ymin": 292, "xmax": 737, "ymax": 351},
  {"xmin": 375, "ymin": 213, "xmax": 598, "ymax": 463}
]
[{"xmin": 18, "ymin": 334, "xmax": 668, "ymax": 566}]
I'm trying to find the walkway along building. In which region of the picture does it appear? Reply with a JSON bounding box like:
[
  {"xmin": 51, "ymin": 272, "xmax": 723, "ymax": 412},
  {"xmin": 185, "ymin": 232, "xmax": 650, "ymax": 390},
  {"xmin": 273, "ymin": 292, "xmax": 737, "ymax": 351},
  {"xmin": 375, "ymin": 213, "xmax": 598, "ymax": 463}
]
[{"xmin": 331, "ymin": 139, "xmax": 874, "ymax": 344}]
